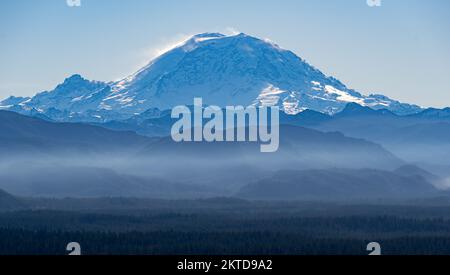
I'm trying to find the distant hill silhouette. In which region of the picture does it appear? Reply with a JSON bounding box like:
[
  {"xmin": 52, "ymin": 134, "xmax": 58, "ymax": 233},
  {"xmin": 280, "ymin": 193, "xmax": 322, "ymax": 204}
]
[
  {"xmin": 237, "ymin": 168, "xmax": 438, "ymax": 200},
  {"xmin": 0, "ymin": 110, "xmax": 150, "ymax": 156},
  {"xmin": 0, "ymin": 189, "xmax": 26, "ymax": 211}
]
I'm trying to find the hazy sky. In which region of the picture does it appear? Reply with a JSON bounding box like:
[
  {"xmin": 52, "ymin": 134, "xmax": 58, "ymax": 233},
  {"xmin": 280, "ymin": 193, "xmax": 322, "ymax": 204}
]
[{"xmin": 0, "ymin": 0, "xmax": 449, "ymax": 107}]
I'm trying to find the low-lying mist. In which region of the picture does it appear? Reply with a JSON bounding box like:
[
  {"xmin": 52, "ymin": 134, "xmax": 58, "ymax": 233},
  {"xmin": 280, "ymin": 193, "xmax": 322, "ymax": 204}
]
[{"xmin": 0, "ymin": 146, "xmax": 444, "ymax": 200}]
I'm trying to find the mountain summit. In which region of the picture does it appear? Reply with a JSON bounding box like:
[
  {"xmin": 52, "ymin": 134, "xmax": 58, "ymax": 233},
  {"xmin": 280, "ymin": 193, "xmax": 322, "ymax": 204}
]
[{"xmin": 1, "ymin": 32, "xmax": 421, "ymax": 121}]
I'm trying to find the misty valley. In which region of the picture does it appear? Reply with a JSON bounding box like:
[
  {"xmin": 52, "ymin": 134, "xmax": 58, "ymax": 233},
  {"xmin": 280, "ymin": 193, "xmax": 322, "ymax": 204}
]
[{"xmin": 1, "ymin": 105, "xmax": 450, "ymax": 255}]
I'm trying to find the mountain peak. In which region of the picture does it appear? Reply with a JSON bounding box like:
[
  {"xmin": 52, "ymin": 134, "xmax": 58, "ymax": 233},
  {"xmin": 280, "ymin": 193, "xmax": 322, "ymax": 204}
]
[
  {"xmin": 344, "ymin": 102, "xmax": 374, "ymax": 111},
  {"xmin": 338, "ymin": 103, "xmax": 379, "ymax": 116},
  {"xmin": 0, "ymin": 96, "xmax": 31, "ymax": 108},
  {"xmin": 191, "ymin": 32, "xmax": 226, "ymax": 39},
  {"xmin": 338, "ymin": 103, "xmax": 397, "ymax": 117},
  {"xmin": 63, "ymin": 74, "xmax": 86, "ymax": 84},
  {"xmin": 89, "ymin": 32, "xmax": 425, "ymax": 116},
  {"xmin": 2, "ymin": 32, "xmax": 424, "ymax": 120},
  {"xmin": 190, "ymin": 32, "xmax": 252, "ymax": 40},
  {"xmin": 181, "ymin": 32, "xmax": 278, "ymax": 51},
  {"xmin": 414, "ymin": 107, "xmax": 450, "ymax": 119}
]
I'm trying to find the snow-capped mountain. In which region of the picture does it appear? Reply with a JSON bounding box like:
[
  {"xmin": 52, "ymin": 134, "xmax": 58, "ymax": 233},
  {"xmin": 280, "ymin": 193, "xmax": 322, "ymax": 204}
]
[{"xmin": 0, "ymin": 32, "xmax": 422, "ymax": 121}]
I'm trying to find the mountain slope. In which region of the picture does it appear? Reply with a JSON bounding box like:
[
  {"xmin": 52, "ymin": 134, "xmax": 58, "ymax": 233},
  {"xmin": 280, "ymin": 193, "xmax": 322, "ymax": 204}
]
[
  {"xmin": 1, "ymin": 33, "xmax": 421, "ymax": 121},
  {"xmin": 0, "ymin": 189, "xmax": 26, "ymax": 211},
  {"xmin": 0, "ymin": 110, "xmax": 150, "ymax": 156},
  {"xmin": 296, "ymin": 104, "xmax": 450, "ymax": 164},
  {"xmin": 140, "ymin": 125, "xmax": 403, "ymax": 171}
]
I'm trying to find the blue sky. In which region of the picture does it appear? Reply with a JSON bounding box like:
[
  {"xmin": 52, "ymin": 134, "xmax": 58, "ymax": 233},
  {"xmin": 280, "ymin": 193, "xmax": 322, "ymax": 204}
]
[{"xmin": 0, "ymin": 0, "xmax": 449, "ymax": 107}]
